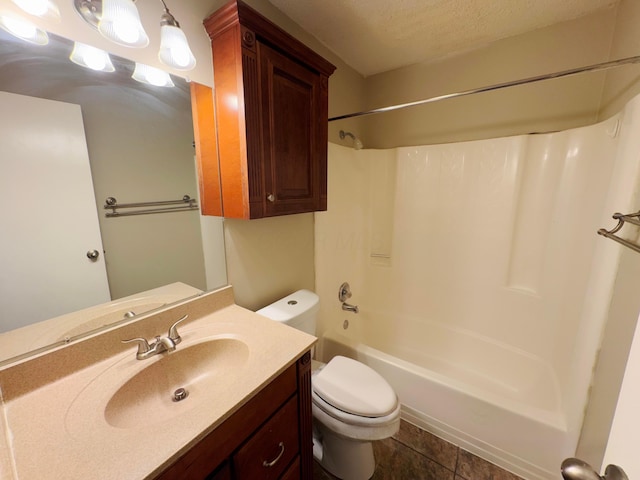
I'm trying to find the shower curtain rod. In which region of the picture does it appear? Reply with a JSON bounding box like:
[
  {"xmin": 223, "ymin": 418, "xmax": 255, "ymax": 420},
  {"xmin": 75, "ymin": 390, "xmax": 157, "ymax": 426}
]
[{"xmin": 328, "ymin": 55, "xmax": 640, "ymax": 122}]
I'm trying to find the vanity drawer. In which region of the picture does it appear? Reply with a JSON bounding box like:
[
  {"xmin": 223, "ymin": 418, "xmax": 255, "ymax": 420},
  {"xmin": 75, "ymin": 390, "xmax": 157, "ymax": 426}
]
[{"xmin": 232, "ymin": 395, "xmax": 299, "ymax": 479}]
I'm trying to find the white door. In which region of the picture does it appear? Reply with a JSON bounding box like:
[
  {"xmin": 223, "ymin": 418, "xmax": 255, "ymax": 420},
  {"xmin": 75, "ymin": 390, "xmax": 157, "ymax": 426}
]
[
  {"xmin": 602, "ymin": 311, "xmax": 640, "ymax": 479},
  {"xmin": 0, "ymin": 91, "xmax": 110, "ymax": 332}
]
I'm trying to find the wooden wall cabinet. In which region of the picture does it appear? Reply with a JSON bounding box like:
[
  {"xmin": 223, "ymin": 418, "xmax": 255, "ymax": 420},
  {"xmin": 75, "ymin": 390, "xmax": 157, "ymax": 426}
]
[
  {"xmin": 155, "ymin": 352, "xmax": 313, "ymax": 480},
  {"xmin": 200, "ymin": 0, "xmax": 336, "ymax": 219}
]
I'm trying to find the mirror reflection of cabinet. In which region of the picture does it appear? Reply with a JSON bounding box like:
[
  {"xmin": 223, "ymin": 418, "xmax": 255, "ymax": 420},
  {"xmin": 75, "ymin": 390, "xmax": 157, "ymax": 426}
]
[
  {"xmin": 191, "ymin": 82, "xmax": 223, "ymax": 217},
  {"xmin": 198, "ymin": 0, "xmax": 336, "ymax": 219}
]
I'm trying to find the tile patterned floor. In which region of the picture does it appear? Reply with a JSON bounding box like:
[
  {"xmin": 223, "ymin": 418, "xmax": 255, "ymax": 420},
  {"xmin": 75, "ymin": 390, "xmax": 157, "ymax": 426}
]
[{"xmin": 312, "ymin": 420, "xmax": 525, "ymax": 480}]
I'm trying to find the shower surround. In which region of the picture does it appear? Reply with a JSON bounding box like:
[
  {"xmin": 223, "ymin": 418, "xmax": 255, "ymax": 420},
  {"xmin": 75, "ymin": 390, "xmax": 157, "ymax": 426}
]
[{"xmin": 314, "ymin": 95, "xmax": 640, "ymax": 479}]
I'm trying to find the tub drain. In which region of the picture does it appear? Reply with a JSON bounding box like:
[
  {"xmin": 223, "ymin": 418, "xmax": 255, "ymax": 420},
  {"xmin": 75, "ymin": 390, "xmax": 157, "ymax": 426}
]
[{"xmin": 172, "ymin": 387, "xmax": 189, "ymax": 402}]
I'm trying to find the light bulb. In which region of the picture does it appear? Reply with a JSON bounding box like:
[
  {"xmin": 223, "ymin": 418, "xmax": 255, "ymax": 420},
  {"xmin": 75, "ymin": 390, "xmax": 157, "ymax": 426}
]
[
  {"xmin": 113, "ymin": 19, "xmax": 140, "ymax": 44},
  {"xmin": 158, "ymin": 24, "xmax": 196, "ymax": 71},
  {"xmin": 4, "ymin": 16, "xmax": 35, "ymax": 37},
  {"xmin": 132, "ymin": 63, "xmax": 174, "ymax": 87},
  {"xmin": 98, "ymin": 0, "xmax": 149, "ymax": 48},
  {"xmin": 11, "ymin": 0, "xmax": 59, "ymax": 19},
  {"xmin": 70, "ymin": 42, "xmax": 115, "ymax": 72},
  {"xmin": 0, "ymin": 15, "xmax": 48, "ymax": 45},
  {"xmin": 13, "ymin": 0, "xmax": 47, "ymax": 16}
]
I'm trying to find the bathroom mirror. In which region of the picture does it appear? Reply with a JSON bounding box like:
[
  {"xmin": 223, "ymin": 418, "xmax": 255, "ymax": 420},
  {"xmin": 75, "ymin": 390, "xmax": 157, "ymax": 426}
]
[{"xmin": 0, "ymin": 29, "xmax": 227, "ymax": 364}]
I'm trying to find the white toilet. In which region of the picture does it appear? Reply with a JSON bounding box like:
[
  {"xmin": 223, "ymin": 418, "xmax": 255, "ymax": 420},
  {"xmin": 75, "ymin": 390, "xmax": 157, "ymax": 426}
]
[{"xmin": 257, "ymin": 289, "xmax": 401, "ymax": 480}]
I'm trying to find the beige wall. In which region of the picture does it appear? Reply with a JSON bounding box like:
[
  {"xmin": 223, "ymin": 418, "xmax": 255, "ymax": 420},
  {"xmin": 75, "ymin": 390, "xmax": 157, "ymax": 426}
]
[
  {"xmin": 224, "ymin": 215, "xmax": 316, "ymax": 311},
  {"xmin": 358, "ymin": 9, "xmax": 617, "ymax": 149}
]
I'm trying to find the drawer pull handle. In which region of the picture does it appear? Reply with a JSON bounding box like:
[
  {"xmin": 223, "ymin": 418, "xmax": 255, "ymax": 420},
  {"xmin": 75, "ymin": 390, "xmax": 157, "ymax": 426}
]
[{"xmin": 262, "ymin": 442, "xmax": 285, "ymax": 468}]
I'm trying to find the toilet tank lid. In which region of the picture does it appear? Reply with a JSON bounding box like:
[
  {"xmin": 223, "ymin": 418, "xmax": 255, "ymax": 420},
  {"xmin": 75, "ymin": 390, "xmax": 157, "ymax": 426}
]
[
  {"xmin": 313, "ymin": 356, "xmax": 397, "ymax": 417},
  {"xmin": 255, "ymin": 289, "xmax": 319, "ymax": 322}
]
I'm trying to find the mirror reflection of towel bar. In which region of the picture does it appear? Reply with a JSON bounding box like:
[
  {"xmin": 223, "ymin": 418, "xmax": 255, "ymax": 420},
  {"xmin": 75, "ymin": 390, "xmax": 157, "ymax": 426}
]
[
  {"xmin": 597, "ymin": 210, "xmax": 640, "ymax": 254},
  {"xmin": 104, "ymin": 195, "xmax": 198, "ymax": 218}
]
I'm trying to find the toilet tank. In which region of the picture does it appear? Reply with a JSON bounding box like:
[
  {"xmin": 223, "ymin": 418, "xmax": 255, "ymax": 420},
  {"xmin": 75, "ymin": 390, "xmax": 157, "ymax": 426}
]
[{"xmin": 256, "ymin": 289, "xmax": 319, "ymax": 336}]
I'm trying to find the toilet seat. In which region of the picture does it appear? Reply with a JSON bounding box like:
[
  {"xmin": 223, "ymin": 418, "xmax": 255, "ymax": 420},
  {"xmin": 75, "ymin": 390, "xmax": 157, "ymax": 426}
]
[
  {"xmin": 312, "ymin": 356, "xmax": 398, "ymax": 422},
  {"xmin": 311, "ymin": 357, "xmax": 401, "ymax": 442},
  {"xmin": 312, "ymin": 390, "xmax": 401, "ymax": 428}
]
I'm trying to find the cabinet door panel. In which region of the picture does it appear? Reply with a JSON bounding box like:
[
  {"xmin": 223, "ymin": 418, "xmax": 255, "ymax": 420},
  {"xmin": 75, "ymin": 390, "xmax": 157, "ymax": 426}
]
[
  {"xmin": 259, "ymin": 42, "xmax": 322, "ymax": 217},
  {"xmin": 272, "ymin": 71, "xmax": 312, "ymax": 198}
]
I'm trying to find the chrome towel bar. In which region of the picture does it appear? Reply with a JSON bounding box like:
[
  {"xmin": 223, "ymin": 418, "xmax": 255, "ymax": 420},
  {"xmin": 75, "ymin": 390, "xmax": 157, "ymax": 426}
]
[
  {"xmin": 104, "ymin": 195, "xmax": 198, "ymax": 217},
  {"xmin": 597, "ymin": 210, "xmax": 640, "ymax": 254}
]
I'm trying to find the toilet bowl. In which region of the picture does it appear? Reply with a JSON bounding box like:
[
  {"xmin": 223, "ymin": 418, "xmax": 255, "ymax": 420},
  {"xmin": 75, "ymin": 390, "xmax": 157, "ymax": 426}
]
[
  {"xmin": 257, "ymin": 290, "xmax": 400, "ymax": 480},
  {"xmin": 311, "ymin": 355, "xmax": 401, "ymax": 479}
]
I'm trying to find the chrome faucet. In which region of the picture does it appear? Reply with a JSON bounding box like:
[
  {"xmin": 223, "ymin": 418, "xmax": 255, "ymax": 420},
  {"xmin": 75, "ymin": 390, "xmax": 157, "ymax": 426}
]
[{"xmin": 122, "ymin": 314, "xmax": 188, "ymax": 360}]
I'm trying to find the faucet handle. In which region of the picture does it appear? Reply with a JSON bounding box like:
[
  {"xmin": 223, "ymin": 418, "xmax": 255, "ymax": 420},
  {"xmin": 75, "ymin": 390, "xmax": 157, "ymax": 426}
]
[
  {"xmin": 338, "ymin": 282, "xmax": 352, "ymax": 302},
  {"xmin": 122, "ymin": 337, "xmax": 152, "ymax": 356},
  {"xmin": 168, "ymin": 314, "xmax": 188, "ymax": 345}
]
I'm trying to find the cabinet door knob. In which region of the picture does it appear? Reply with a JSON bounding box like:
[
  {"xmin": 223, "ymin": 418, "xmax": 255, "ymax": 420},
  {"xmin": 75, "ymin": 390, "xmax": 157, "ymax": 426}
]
[
  {"xmin": 86, "ymin": 250, "xmax": 100, "ymax": 261},
  {"xmin": 266, "ymin": 193, "xmax": 275, "ymax": 202}
]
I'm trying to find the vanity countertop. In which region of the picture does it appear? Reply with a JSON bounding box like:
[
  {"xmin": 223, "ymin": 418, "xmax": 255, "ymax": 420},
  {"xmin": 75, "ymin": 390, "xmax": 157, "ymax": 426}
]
[{"xmin": 0, "ymin": 286, "xmax": 315, "ymax": 480}]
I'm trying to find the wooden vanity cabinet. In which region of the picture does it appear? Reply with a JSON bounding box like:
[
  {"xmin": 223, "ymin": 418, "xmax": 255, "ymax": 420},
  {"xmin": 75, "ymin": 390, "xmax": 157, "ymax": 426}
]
[
  {"xmin": 201, "ymin": 0, "xmax": 336, "ymax": 219},
  {"xmin": 154, "ymin": 351, "xmax": 313, "ymax": 480}
]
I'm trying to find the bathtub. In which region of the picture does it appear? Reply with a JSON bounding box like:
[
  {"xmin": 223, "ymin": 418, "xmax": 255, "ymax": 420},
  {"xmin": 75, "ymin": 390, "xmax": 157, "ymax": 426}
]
[{"xmin": 318, "ymin": 313, "xmax": 572, "ymax": 480}]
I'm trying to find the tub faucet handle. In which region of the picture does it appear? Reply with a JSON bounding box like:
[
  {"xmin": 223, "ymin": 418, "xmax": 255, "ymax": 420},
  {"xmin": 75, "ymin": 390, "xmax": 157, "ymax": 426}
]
[
  {"xmin": 339, "ymin": 282, "xmax": 358, "ymax": 313},
  {"xmin": 338, "ymin": 282, "xmax": 352, "ymax": 302}
]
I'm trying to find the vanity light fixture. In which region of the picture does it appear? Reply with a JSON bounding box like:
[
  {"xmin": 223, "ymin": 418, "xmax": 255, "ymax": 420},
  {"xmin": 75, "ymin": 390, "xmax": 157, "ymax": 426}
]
[
  {"xmin": 70, "ymin": 42, "xmax": 115, "ymax": 72},
  {"xmin": 132, "ymin": 62, "xmax": 174, "ymax": 87},
  {"xmin": 0, "ymin": 14, "xmax": 49, "ymax": 45},
  {"xmin": 73, "ymin": 0, "xmax": 196, "ymax": 72},
  {"xmin": 158, "ymin": 0, "xmax": 196, "ymax": 71},
  {"xmin": 11, "ymin": 0, "xmax": 60, "ymax": 20}
]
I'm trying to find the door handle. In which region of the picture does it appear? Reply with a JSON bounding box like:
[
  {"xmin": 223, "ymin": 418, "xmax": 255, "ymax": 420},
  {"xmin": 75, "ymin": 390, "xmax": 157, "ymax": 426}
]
[
  {"xmin": 86, "ymin": 250, "xmax": 100, "ymax": 261},
  {"xmin": 561, "ymin": 458, "xmax": 628, "ymax": 480}
]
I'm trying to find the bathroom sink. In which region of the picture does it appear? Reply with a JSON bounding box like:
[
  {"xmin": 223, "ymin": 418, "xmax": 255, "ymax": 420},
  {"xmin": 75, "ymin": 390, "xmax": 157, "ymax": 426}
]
[
  {"xmin": 65, "ymin": 336, "xmax": 251, "ymax": 435},
  {"xmin": 105, "ymin": 338, "xmax": 250, "ymax": 429}
]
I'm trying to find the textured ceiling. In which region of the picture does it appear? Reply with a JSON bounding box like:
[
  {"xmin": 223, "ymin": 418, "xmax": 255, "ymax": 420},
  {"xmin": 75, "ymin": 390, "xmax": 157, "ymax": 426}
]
[{"xmin": 267, "ymin": 0, "xmax": 619, "ymax": 77}]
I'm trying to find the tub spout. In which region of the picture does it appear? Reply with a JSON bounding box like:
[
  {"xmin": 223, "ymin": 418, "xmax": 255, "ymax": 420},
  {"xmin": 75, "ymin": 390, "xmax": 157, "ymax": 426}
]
[{"xmin": 342, "ymin": 302, "xmax": 359, "ymax": 314}]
